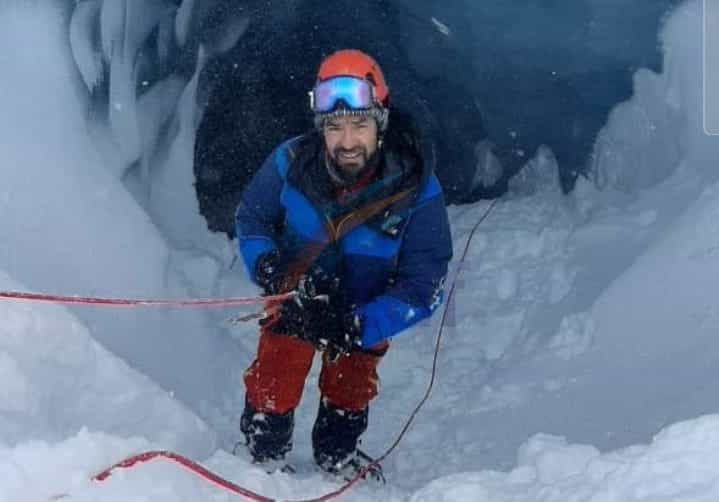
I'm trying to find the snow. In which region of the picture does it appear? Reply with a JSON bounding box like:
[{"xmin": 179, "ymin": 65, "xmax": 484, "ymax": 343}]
[
  {"xmin": 0, "ymin": 271, "xmax": 212, "ymax": 454},
  {"xmin": 0, "ymin": 0, "xmax": 243, "ymax": 442},
  {"xmin": 2, "ymin": 0, "xmax": 719, "ymax": 501},
  {"xmin": 412, "ymin": 415, "xmax": 719, "ymax": 502}
]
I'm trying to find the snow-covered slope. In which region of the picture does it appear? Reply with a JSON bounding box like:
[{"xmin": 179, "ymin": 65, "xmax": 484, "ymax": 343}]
[
  {"xmin": 0, "ymin": 0, "xmax": 243, "ymax": 423},
  {"xmin": 0, "ymin": 272, "xmax": 212, "ymax": 454}
]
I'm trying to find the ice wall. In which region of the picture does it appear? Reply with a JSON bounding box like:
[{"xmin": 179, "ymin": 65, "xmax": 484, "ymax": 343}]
[{"xmin": 0, "ymin": 0, "xmax": 243, "ymax": 428}]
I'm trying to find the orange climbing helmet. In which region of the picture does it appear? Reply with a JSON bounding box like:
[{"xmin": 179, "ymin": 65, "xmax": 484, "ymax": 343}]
[
  {"xmin": 310, "ymin": 49, "xmax": 390, "ymax": 130},
  {"xmin": 316, "ymin": 49, "xmax": 389, "ymax": 106}
]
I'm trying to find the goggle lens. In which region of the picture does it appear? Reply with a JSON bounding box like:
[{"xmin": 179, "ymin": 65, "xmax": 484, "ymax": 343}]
[{"xmin": 310, "ymin": 76, "xmax": 374, "ymax": 113}]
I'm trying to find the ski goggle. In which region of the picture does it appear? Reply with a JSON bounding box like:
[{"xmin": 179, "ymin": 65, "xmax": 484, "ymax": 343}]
[{"xmin": 309, "ymin": 76, "xmax": 377, "ymax": 113}]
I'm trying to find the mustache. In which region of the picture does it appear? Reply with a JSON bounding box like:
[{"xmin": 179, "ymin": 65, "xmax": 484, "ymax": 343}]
[{"xmin": 332, "ymin": 146, "xmax": 367, "ymax": 157}]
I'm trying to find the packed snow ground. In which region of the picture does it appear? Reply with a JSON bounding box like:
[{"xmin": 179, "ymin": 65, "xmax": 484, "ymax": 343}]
[{"xmin": 2, "ymin": 0, "xmax": 719, "ymax": 501}]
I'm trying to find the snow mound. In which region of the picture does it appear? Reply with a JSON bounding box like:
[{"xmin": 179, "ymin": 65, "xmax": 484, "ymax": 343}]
[
  {"xmin": 0, "ymin": 271, "xmax": 214, "ymax": 455},
  {"xmin": 411, "ymin": 414, "xmax": 719, "ymax": 502}
]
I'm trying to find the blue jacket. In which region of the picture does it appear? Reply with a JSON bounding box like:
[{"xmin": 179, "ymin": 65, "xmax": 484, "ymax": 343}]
[{"xmin": 235, "ymin": 125, "xmax": 453, "ymax": 348}]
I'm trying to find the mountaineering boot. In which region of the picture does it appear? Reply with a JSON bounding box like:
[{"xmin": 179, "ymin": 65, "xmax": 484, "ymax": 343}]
[
  {"xmin": 312, "ymin": 398, "xmax": 385, "ymax": 483},
  {"xmin": 318, "ymin": 447, "xmax": 385, "ymax": 483},
  {"xmin": 238, "ymin": 398, "xmax": 294, "ymax": 473}
]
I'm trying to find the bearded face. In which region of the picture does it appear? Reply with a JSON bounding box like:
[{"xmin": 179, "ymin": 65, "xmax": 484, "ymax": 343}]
[{"xmin": 323, "ymin": 115, "xmax": 379, "ymax": 180}]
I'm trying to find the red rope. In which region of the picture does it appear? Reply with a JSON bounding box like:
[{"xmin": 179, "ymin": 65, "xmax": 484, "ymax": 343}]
[
  {"xmin": 0, "ymin": 290, "xmax": 293, "ymax": 308},
  {"xmin": 92, "ymin": 451, "xmax": 274, "ymax": 501},
  {"xmin": 91, "ymin": 448, "xmax": 377, "ymax": 502}
]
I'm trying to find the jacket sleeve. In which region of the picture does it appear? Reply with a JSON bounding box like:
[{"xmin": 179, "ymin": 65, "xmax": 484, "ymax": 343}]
[
  {"xmin": 235, "ymin": 144, "xmax": 289, "ymax": 283},
  {"xmin": 358, "ymin": 175, "xmax": 453, "ymax": 348}
]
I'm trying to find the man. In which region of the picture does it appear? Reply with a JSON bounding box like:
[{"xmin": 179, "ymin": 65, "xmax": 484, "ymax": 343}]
[{"xmin": 235, "ymin": 49, "xmax": 453, "ymax": 477}]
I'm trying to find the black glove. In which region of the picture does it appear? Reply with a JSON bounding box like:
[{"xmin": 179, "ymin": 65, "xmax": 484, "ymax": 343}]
[
  {"xmin": 314, "ymin": 306, "xmax": 362, "ymax": 361},
  {"xmin": 255, "ymin": 249, "xmax": 286, "ymax": 295},
  {"xmin": 273, "ymin": 301, "xmax": 360, "ymax": 359},
  {"xmin": 258, "ymin": 260, "xmax": 338, "ymax": 343},
  {"xmin": 262, "ymin": 294, "xmax": 309, "ymax": 339},
  {"xmin": 296, "ymin": 264, "xmax": 341, "ymax": 304},
  {"xmin": 271, "ymin": 264, "xmax": 342, "ymax": 346},
  {"xmin": 298, "ymin": 265, "xmax": 362, "ymax": 358},
  {"xmin": 258, "ymin": 260, "xmax": 361, "ymax": 357},
  {"xmin": 256, "ymin": 250, "xmax": 305, "ymax": 337}
]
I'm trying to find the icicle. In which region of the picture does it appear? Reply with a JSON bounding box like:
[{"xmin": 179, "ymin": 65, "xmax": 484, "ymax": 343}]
[{"xmin": 69, "ymin": 0, "xmax": 104, "ymax": 91}]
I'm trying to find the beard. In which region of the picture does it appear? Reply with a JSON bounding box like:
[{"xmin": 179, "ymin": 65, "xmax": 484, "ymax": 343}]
[
  {"xmin": 332, "ymin": 146, "xmax": 368, "ymax": 170},
  {"xmin": 326, "ymin": 146, "xmax": 380, "ymax": 187}
]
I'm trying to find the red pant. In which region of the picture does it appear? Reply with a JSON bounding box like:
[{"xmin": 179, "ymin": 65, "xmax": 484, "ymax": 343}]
[{"xmin": 244, "ymin": 327, "xmax": 388, "ymax": 414}]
